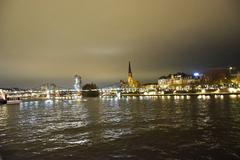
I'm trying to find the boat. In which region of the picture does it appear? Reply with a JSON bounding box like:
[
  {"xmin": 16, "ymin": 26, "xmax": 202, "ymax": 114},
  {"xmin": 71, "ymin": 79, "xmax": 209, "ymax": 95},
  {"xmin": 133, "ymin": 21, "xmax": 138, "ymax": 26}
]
[
  {"xmin": 0, "ymin": 89, "xmax": 7, "ymax": 104},
  {"xmin": 6, "ymin": 97, "xmax": 22, "ymax": 105},
  {"xmin": 0, "ymin": 89, "xmax": 21, "ymax": 105},
  {"xmin": 0, "ymin": 99, "xmax": 7, "ymax": 104}
]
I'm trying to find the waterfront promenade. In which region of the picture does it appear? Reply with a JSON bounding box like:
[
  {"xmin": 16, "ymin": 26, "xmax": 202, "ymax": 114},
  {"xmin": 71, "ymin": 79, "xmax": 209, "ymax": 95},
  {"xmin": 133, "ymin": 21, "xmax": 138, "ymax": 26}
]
[
  {"xmin": 2, "ymin": 88, "xmax": 240, "ymax": 100},
  {"xmin": 121, "ymin": 92, "xmax": 240, "ymax": 97}
]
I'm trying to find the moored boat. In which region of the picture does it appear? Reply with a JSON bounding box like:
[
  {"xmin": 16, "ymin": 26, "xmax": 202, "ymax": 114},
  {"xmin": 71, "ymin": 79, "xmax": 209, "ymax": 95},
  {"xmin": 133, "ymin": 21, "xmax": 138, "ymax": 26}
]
[
  {"xmin": 0, "ymin": 99, "xmax": 7, "ymax": 104},
  {"xmin": 6, "ymin": 97, "xmax": 22, "ymax": 105},
  {"xmin": 0, "ymin": 89, "xmax": 7, "ymax": 104},
  {"xmin": 1, "ymin": 89, "xmax": 21, "ymax": 105}
]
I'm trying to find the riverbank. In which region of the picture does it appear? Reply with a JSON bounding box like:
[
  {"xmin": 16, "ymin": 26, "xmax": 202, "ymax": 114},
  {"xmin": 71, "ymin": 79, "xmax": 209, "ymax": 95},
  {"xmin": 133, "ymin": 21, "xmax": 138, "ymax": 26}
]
[{"xmin": 121, "ymin": 92, "xmax": 240, "ymax": 97}]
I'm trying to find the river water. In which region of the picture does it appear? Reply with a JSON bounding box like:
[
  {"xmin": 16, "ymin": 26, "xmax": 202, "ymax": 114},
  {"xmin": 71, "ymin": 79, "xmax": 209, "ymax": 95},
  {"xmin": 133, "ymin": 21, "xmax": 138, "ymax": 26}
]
[{"xmin": 0, "ymin": 96, "xmax": 240, "ymax": 160}]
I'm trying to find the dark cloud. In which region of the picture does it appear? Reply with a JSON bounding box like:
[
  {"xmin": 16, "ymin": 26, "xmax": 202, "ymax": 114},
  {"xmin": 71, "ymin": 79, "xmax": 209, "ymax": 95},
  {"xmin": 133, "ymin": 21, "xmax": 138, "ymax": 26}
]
[{"xmin": 0, "ymin": 0, "xmax": 240, "ymax": 88}]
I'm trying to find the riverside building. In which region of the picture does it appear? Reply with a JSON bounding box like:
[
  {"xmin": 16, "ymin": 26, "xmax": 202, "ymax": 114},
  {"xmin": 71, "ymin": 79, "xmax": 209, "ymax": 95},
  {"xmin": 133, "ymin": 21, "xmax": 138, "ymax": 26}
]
[{"xmin": 158, "ymin": 72, "xmax": 201, "ymax": 91}]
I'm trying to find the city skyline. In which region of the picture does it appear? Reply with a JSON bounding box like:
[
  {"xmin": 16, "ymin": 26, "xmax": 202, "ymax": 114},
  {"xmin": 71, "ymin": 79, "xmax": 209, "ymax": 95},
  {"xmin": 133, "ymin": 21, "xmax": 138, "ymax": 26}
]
[
  {"xmin": 0, "ymin": 61, "xmax": 238, "ymax": 89},
  {"xmin": 1, "ymin": 0, "xmax": 240, "ymax": 88}
]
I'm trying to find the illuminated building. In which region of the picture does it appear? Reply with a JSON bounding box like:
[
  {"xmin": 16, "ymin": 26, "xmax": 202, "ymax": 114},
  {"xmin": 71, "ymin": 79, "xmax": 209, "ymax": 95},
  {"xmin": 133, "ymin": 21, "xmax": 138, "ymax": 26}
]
[
  {"xmin": 142, "ymin": 83, "xmax": 158, "ymax": 90},
  {"xmin": 40, "ymin": 83, "xmax": 57, "ymax": 91},
  {"xmin": 127, "ymin": 61, "xmax": 141, "ymax": 88},
  {"xmin": 158, "ymin": 72, "xmax": 201, "ymax": 90},
  {"xmin": 74, "ymin": 75, "xmax": 81, "ymax": 91},
  {"xmin": 40, "ymin": 83, "xmax": 57, "ymax": 98}
]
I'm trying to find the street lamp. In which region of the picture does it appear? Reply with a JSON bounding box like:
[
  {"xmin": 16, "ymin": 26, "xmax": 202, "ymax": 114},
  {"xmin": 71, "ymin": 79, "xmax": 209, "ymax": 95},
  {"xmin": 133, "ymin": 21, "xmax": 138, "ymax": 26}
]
[{"xmin": 229, "ymin": 67, "xmax": 233, "ymax": 74}]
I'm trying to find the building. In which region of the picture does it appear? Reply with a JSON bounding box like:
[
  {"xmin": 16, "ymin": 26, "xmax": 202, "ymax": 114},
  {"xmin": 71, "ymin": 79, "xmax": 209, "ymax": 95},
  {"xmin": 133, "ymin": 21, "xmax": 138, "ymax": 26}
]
[
  {"xmin": 74, "ymin": 75, "xmax": 81, "ymax": 91},
  {"xmin": 158, "ymin": 72, "xmax": 201, "ymax": 90},
  {"xmin": 40, "ymin": 83, "xmax": 57, "ymax": 91},
  {"xmin": 40, "ymin": 83, "xmax": 58, "ymax": 98},
  {"xmin": 142, "ymin": 83, "xmax": 158, "ymax": 90},
  {"xmin": 127, "ymin": 61, "xmax": 141, "ymax": 88}
]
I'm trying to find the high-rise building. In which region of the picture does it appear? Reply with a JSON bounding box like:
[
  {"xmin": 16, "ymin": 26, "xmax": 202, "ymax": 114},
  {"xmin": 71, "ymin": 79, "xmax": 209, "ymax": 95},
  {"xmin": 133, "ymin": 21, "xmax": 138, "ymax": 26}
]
[{"xmin": 74, "ymin": 75, "xmax": 81, "ymax": 91}]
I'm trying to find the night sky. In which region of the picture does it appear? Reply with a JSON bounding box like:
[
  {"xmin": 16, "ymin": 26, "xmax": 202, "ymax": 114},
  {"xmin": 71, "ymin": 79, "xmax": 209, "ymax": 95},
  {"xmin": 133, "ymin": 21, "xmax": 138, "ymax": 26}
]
[{"xmin": 0, "ymin": 0, "xmax": 240, "ymax": 88}]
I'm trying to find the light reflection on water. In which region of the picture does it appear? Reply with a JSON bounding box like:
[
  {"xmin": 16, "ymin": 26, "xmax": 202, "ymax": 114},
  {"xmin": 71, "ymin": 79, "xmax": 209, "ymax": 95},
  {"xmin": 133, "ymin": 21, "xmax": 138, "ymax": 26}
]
[{"xmin": 0, "ymin": 96, "xmax": 240, "ymax": 160}]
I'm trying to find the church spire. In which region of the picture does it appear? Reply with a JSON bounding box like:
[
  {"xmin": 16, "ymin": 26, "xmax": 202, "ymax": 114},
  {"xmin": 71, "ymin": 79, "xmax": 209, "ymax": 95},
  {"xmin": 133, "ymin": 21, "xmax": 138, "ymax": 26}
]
[{"xmin": 128, "ymin": 61, "xmax": 132, "ymax": 77}]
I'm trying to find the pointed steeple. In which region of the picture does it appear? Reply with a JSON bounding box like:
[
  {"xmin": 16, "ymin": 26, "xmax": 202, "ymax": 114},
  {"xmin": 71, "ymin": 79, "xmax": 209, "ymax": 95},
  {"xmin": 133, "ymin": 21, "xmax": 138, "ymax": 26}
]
[{"xmin": 128, "ymin": 61, "xmax": 132, "ymax": 77}]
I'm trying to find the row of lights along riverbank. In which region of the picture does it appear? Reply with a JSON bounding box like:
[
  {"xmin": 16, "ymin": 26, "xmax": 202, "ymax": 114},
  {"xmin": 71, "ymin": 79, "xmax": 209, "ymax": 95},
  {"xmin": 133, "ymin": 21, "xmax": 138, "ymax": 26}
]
[{"xmin": 1, "ymin": 62, "xmax": 240, "ymax": 102}]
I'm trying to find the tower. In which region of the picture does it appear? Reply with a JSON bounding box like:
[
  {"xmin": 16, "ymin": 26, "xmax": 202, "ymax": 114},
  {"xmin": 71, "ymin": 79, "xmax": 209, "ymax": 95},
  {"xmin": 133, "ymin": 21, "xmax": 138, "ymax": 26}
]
[
  {"xmin": 127, "ymin": 61, "xmax": 141, "ymax": 88},
  {"xmin": 128, "ymin": 61, "xmax": 133, "ymax": 86},
  {"xmin": 128, "ymin": 61, "xmax": 132, "ymax": 77},
  {"xmin": 74, "ymin": 75, "xmax": 81, "ymax": 91}
]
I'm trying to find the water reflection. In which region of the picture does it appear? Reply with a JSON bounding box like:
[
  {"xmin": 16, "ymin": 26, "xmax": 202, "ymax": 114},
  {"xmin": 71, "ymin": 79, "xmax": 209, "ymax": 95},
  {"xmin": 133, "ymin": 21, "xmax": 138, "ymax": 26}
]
[{"xmin": 1, "ymin": 96, "xmax": 240, "ymax": 160}]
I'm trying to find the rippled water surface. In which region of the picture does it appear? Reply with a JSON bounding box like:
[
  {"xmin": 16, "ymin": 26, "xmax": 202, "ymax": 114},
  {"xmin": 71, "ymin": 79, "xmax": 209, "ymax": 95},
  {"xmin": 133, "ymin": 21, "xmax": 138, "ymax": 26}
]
[{"xmin": 1, "ymin": 96, "xmax": 240, "ymax": 160}]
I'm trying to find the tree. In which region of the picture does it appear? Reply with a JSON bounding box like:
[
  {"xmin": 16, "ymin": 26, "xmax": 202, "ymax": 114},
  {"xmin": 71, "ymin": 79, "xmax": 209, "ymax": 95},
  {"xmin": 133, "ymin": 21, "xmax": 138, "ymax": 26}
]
[
  {"xmin": 82, "ymin": 83, "xmax": 99, "ymax": 97},
  {"xmin": 82, "ymin": 83, "xmax": 98, "ymax": 90}
]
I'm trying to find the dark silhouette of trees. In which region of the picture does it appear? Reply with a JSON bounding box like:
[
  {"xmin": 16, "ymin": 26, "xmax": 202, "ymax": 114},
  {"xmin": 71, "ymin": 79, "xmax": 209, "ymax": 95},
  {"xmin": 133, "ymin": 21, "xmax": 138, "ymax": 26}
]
[
  {"xmin": 82, "ymin": 83, "xmax": 99, "ymax": 97},
  {"xmin": 82, "ymin": 83, "xmax": 98, "ymax": 90}
]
